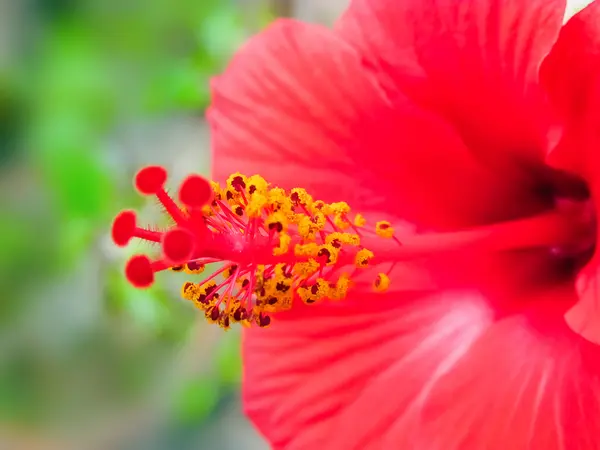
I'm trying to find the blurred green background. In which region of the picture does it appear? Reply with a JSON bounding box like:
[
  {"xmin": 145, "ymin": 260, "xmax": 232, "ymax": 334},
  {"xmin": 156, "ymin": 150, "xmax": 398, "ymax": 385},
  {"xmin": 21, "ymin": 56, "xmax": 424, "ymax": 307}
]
[{"xmin": 0, "ymin": 0, "xmax": 304, "ymax": 448}]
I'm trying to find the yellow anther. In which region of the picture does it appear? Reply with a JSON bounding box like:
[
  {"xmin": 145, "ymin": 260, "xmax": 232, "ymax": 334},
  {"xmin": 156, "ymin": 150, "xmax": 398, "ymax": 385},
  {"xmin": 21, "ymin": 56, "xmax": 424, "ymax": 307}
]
[
  {"xmin": 222, "ymin": 297, "xmax": 238, "ymax": 315},
  {"xmin": 184, "ymin": 262, "xmax": 205, "ymax": 274},
  {"xmin": 219, "ymin": 314, "xmax": 231, "ymax": 331},
  {"xmin": 226, "ymin": 173, "xmax": 247, "ymax": 192},
  {"xmin": 181, "ymin": 282, "xmax": 200, "ymax": 301},
  {"xmin": 246, "ymin": 194, "xmax": 268, "ymax": 218},
  {"xmin": 297, "ymin": 278, "xmax": 329, "ymax": 304},
  {"xmin": 285, "ymin": 210, "xmax": 300, "ymax": 225},
  {"xmin": 267, "ymin": 187, "xmax": 292, "ymax": 212},
  {"xmin": 261, "ymin": 272, "xmax": 294, "ymax": 312},
  {"xmin": 170, "ymin": 265, "xmax": 184, "ymax": 272},
  {"xmin": 255, "ymin": 312, "xmax": 272, "ymax": 328},
  {"xmin": 210, "ymin": 181, "xmax": 223, "ymax": 200},
  {"xmin": 330, "ymin": 273, "xmax": 351, "ymax": 300},
  {"xmin": 262, "ymin": 297, "xmax": 293, "ymax": 313},
  {"xmin": 330, "ymin": 202, "xmax": 350, "ymax": 215},
  {"xmin": 273, "ymin": 233, "xmax": 291, "ymax": 256},
  {"xmin": 334, "ymin": 213, "xmax": 352, "ymax": 230},
  {"xmin": 326, "ymin": 232, "xmax": 360, "ymax": 247},
  {"xmin": 222, "ymin": 264, "xmax": 238, "ymax": 279},
  {"xmin": 297, "ymin": 217, "xmax": 313, "ymax": 238},
  {"xmin": 246, "ymin": 174, "xmax": 269, "ymax": 196},
  {"xmin": 265, "ymin": 211, "xmax": 288, "ymax": 233},
  {"xmin": 355, "ymin": 248, "xmax": 374, "ymax": 268},
  {"xmin": 292, "ymin": 259, "xmax": 320, "ymax": 277},
  {"xmin": 236, "ymin": 277, "xmax": 250, "ymax": 290},
  {"xmin": 317, "ymin": 244, "xmax": 340, "ymax": 266},
  {"xmin": 199, "ymin": 280, "xmax": 217, "ymax": 297},
  {"xmin": 201, "ymin": 204, "xmax": 215, "ymax": 217},
  {"xmin": 354, "ymin": 213, "xmax": 366, "ymax": 227},
  {"xmin": 290, "ymin": 188, "xmax": 313, "ymax": 207},
  {"xmin": 375, "ymin": 221, "xmax": 395, "ymax": 238},
  {"xmin": 311, "ymin": 200, "xmax": 332, "ymax": 215},
  {"xmin": 298, "ymin": 214, "xmax": 325, "ymax": 240},
  {"xmin": 373, "ymin": 273, "xmax": 390, "ymax": 292},
  {"xmin": 273, "ymin": 263, "xmax": 290, "ymax": 278},
  {"xmin": 204, "ymin": 306, "xmax": 221, "ymax": 324},
  {"xmin": 313, "ymin": 212, "xmax": 326, "ymax": 227},
  {"xmin": 254, "ymin": 265, "xmax": 266, "ymax": 282},
  {"xmin": 294, "ymin": 242, "xmax": 320, "ymax": 257},
  {"xmin": 313, "ymin": 278, "xmax": 330, "ymax": 297}
]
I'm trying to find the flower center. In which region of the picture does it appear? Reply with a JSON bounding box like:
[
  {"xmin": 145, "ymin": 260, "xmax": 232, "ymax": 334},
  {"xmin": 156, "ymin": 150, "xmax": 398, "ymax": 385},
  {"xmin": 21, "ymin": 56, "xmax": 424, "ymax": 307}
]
[
  {"xmin": 111, "ymin": 166, "xmax": 594, "ymax": 329},
  {"xmin": 548, "ymin": 197, "xmax": 596, "ymax": 278}
]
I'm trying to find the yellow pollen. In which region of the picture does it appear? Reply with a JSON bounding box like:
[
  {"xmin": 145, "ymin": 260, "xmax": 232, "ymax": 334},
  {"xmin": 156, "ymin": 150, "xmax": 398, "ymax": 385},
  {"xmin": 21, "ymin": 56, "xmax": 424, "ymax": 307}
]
[
  {"xmin": 184, "ymin": 262, "xmax": 205, "ymax": 274},
  {"xmin": 226, "ymin": 172, "xmax": 247, "ymax": 193},
  {"xmin": 267, "ymin": 187, "xmax": 292, "ymax": 212},
  {"xmin": 311, "ymin": 200, "xmax": 332, "ymax": 215},
  {"xmin": 210, "ymin": 180, "xmax": 221, "ymax": 193},
  {"xmin": 355, "ymin": 248, "xmax": 375, "ymax": 268},
  {"xmin": 205, "ymin": 305, "xmax": 221, "ymax": 324},
  {"xmin": 375, "ymin": 221, "xmax": 395, "ymax": 238},
  {"xmin": 290, "ymin": 188, "xmax": 313, "ymax": 208},
  {"xmin": 326, "ymin": 232, "xmax": 360, "ymax": 247},
  {"xmin": 246, "ymin": 194, "xmax": 268, "ymax": 218},
  {"xmin": 187, "ymin": 280, "xmax": 218, "ymax": 310},
  {"xmin": 261, "ymin": 268, "xmax": 294, "ymax": 312},
  {"xmin": 222, "ymin": 264, "xmax": 238, "ymax": 279},
  {"xmin": 273, "ymin": 232, "xmax": 291, "ymax": 256},
  {"xmin": 373, "ymin": 273, "xmax": 390, "ymax": 292},
  {"xmin": 294, "ymin": 242, "xmax": 320, "ymax": 257},
  {"xmin": 330, "ymin": 273, "xmax": 351, "ymax": 300},
  {"xmin": 246, "ymin": 174, "xmax": 269, "ymax": 196},
  {"xmin": 334, "ymin": 213, "xmax": 352, "ymax": 230},
  {"xmin": 292, "ymin": 258, "xmax": 320, "ymax": 277},
  {"xmin": 298, "ymin": 214, "xmax": 326, "ymax": 240},
  {"xmin": 219, "ymin": 315, "xmax": 231, "ymax": 330},
  {"xmin": 330, "ymin": 202, "xmax": 350, "ymax": 215},
  {"xmin": 298, "ymin": 278, "xmax": 329, "ymax": 304},
  {"xmin": 354, "ymin": 213, "xmax": 366, "ymax": 227},
  {"xmin": 317, "ymin": 244, "xmax": 340, "ymax": 266},
  {"xmin": 181, "ymin": 281, "xmax": 200, "ymax": 301},
  {"xmin": 201, "ymin": 204, "xmax": 215, "ymax": 216},
  {"xmin": 265, "ymin": 211, "xmax": 288, "ymax": 233}
]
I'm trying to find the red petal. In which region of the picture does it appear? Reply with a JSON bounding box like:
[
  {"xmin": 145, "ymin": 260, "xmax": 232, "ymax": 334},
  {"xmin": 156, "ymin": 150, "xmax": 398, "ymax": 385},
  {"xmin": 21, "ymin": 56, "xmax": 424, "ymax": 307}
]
[
  {"xmin": 209, "ymin": 19, "xmax": 382, "ymax": 211},
  {"xmin": 337, "ymin": 0, "xmax": 565, "ymax": 170},
  {"xmin": 243, "ymin": 261, "xmax": 600, "ymax": 449},
  {"xmin": 540, "ymin": 1, "xmax": 600, "ymax": 346},
  {"xmin": 209, "ymin": 19, "xmax": 544, "ymax": 228},
  {"xmin": 566, "ymin": 187, "xmax": 600, "ymax": 345},
  {"xmin": 540, "ymin": 0, "xmax": 600, "ymax": 180},
  {"xmin": 242, "ymin": 291, "xmax": 493, "ymax": 448},
  {"xmin": 395, "ymin": 299, "xmax": 600, "ymax": 450},
  {"xmin": 566, "ymin": 261, "xmax": 600, "ymax": 344}
]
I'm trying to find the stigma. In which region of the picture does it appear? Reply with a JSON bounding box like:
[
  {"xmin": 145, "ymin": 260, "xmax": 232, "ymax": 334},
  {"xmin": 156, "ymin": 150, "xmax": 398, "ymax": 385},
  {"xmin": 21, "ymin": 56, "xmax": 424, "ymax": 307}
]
[{"xmin": 111, "ymin": 167, "xmax": 397, "ymax": 330}]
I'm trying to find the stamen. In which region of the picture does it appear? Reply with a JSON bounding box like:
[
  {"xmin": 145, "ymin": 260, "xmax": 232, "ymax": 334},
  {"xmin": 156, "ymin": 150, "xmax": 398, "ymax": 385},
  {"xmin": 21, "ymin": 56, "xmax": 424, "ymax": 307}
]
[
  {"xmin": 373, "ymin": 273, "xmax": 390, "ymax": 292},
  {"xmin": 112, "ymin": 168, "xmax": 580, "ymax": 329}
]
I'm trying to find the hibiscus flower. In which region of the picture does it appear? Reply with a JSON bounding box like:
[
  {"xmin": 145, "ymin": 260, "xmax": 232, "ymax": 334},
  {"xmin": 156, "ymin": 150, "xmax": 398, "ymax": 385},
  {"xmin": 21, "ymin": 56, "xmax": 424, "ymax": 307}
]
[{"xmin": 111, "ymin": 0, "xmax": 600, "ymax": 448}]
